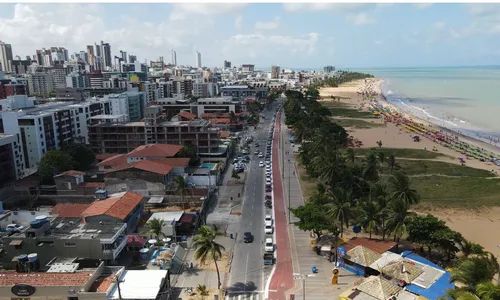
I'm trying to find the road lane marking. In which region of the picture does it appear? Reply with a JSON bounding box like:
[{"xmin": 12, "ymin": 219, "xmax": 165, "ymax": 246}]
[{"xmin": 244, "ymin": 252, "xmax": 250, "ymax": 291}]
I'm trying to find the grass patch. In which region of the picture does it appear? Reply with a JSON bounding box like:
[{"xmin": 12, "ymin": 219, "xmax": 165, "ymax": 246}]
[
  {"xmin": 356, "ymin": 147, "xmax": 445, "ymax": 159},
  {"xmin": 331, "ymin": 118, "xmax": 384, "ymax": 129},
  {"xmin": 410, "ymin": 176, "xmax": 500, "ymax": 208},
  {"xmin": 329, "ymin": 107, "xmax": 375, "ymax": 118},
  {"xmin": 382, "ymin": 159, "xmax": 495, "ymax": 177},
  {"xmin": 295, "ymin": 161, "xmax": 319, "ymax": 202}
]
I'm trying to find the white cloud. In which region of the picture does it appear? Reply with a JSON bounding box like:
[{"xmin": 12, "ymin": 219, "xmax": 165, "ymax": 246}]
[
  {"xmin": 413, "ymin": 3, "xmax": 433, "ymax": 9},
  {"xmin": 283, "ymin": 3, "xmax": 372, "ymax": 13},
  {"xmin": 346, "ymin": 13, "xmax": 377, "ymax": 25},
  {"xmin": 0, "ymin": 3, "xmax": 217, "ymax": 60},
  {"xmin": 374, "ymin": 40, "xmax": 383, "ymax": 45},
  {"xmin": 255, "ymin": 17, "xmax": 280, "ymax": 31},
  {"xmin": 235, "ymin": 15, "xmax": 243, "ymax": 30},
  {"xmin": 222, "ymin": 33, "xmax": 320, "ymax": 62},
  {"xmin": 170, "ymin": 3, "xmax": 247, "ymax": 20},
  {"xmin": 433, "ymin": 21, "xmax": 446, "ymax": 30}
]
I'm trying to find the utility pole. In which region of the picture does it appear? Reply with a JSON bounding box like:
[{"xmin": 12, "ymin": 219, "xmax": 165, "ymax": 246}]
[{"xmin": 115, "ymin": 275, "xmax": 125, "ymax": 300}]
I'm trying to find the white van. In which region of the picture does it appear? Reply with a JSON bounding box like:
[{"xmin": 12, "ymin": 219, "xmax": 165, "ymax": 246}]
[{"xmin": 265, "ymin": 238, "xmax": 274, "ymax": 252}]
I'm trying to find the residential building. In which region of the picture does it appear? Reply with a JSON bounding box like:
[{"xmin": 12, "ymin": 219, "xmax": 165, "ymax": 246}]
[
  {"xmin": 55, "ymin": 87, "xmax": 89, "ymax": 102},
  {"xmin": 102, "ymin": 91, "xmax": 146, "ymax": 122},
  {"xmin": 50, "ymin": 66, "xmax": 72, "ymax": 89},
  {"xmin": 27, "ymin": 72, "xmax": 55, "ymax": 97},
  {"xmin": 241, "ymin": 64, "xmax": 255, "ymax": 72},
  {"xmin": 66, "ymin": 72, "xmax": 90, "ymax": 88},
  {"xmin": 224, "ymin": 60, "xmax": 231, "ymax": 69},
  {"xmin": 271, "ymin": 65, "xmax": 280, "ymax": 79},
  {"xmin": 88, "ymin": 72, "xmax": 104, "ymax": 88},
  {"xmin": 88, "ymin": 106, "xmax": 221, "ymax": 155},
  {"xmin": 0, "ymin": 78, "xmax": 27, "ymax": 100},
  {"xmin": 195, "ymin": 51, "xmax": 202, "ymax": 68},
  {"xmin": 0, "ymin": 41, "xmax": 14, "ymax": 73},
  {"xmin": 128, "ymin": 54, "xmax": 137, "ymax": 64},
  {"xmin": 220, "ymin": 85, "xmax": 269, "ymax": 99},
  {"xmin": 87, "ymin": 44, "xmax": 95, "ymax": 67},
  {"xmin": 122, "ymin": 62, "xmax": 148, "ymax": 73},
  {"xmin": 172, "ymin": 79, "xmax": 193, "ymax": 97},
  {"xmin": 324, "ymin": 65, "xmax": 335, "ymax": 73},
  {"xmin": 171, "ymin": 50, "xmax": 177, "ymax": 66},
  {"xmin": 101, "ymin": 41, "xmax": 112, "ymax": 69},
  {"xmin": 11, "ymin": 59, "xmax": 31, "ymax": 75},
  {"xmin": 192, "ymin": 82, "xmax": 209, "ymax": 98},
  {"xmin": 0, "ymin": 133, "xmax": 23, "ymax": 183}
]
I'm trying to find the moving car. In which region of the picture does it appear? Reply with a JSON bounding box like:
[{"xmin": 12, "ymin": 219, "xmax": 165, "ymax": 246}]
[
  {"xmin": 265, "ymin": 238, "xmax": 274, "ymax": 252},
  {"xmin": 258, "ymin": 153, "xmax": 264, "ymax": 158},
  {"xmin": 254, "ymin": 150, "xmax": 260, "ymax": 155},
  {"xmin": 259, "ymin": 161, "xmax": 265, "ymax": 167},
  {"xmin": 244, "ymin": 232, "xmax": 254, "ymax": 243}
]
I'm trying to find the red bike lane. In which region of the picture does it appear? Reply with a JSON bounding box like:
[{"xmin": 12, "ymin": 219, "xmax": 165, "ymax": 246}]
[{"xmin": 268, "ymin": 109, "xmax": 294, "ymax": 300}]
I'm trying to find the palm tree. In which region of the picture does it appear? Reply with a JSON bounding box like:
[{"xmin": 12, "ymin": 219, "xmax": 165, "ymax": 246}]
[
  {"xmin": 362, "ymin": 151, "xmax": 381, "ymax": 182},
  {"xmin": 447, "ymin": 290, "xmax": 480, "ymax": 300},
  {"xmin": 345, "ymin": 148, "xmax": 356, "ymax": 164},
  {"xmin": 387, "ymin": 154, "xmax": 396, "ymax": 173},
  {"xmin": 193, "ymin": 225, "xmax": 226, "ymax": 289},
  {"xmin": 196, "ymin": 284, "xmax": 210, "ymax": 299},
  {"xmin": 476, "ymin": 282, "xmax": 500, "ymax": 300},
  {"xmin": 312, "ymin": 149, "xmax": 345, "ymax": 186},
  {"xmin": 325, "ymin": 188, "xmax": 354, "ymax": 238},
  {"xmin": 358, "ymin": 201, "xmax": 380, "ymax": 239},
  {"xmin": 450, "ymin": 256, "xmax": 497, "ymax": 290},
  {"xmin": 376, "ymin": 140, "xmax": 383, "ymax": 148},
  {"xmin": 174, "ymin": 175, "xmax": 190, "ymax": 209},
  {"xmin": 377, "ymin": 151, "xmax": 385, "ymax": 167},
  {"xmin": 388, "ymin": 171, "xmax": 420, "ymax": 205},
  {"xmin": 459, "ymin": 240, "xmax": 485, "ymax": 258},
  {"xmin": 385, "ymin": 199, "xmax": 416, "ymax": 244},
  {"xmin": 145, "ymin": 218, "xmax": 166, "ymax": 239}
]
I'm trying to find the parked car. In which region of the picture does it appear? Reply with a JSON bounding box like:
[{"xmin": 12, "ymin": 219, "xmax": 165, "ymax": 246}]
[
  {"xmin": 259, "ymin": 161, "xmax": 265, "ymax": 167},
  {"xmin": 266, "ymin": 186, "xmax": 273, "ymax": 192},
  {"xmin": 265, "ymin": 238, "xmax": 274, "ymax": 252},
  {"xmin": 258, "ymin": 153, "xmax": 264, "ymax": 158},
  {"xmin": 6, "ymin": 224, "xmax": 24, "ymax": 232},
  {"xmin": 265, "ymin": 225, "xmax": 274, "ymax": 234}
]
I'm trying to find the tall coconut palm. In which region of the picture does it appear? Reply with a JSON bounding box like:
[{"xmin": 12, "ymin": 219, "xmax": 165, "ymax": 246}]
[
  {"xmin": 447, "ymin": 290, "xmax": 480, "ymax": 300},
  {"xmin": 174, "ymin": 175, "xmax": 190, "ymax": 209},
  {"xmin": 179, "ymin": 142, "xmax": 198, "ymax": 165},
  {"xmin": 476, "ymin": 282, "xmax": 500, "ymax": 300},
  {"xmin": 385, "ymin": 199, "xmax": 416, "ymax": 244},
  {"xmin": 345, "ymin": 148, "xmax": 356, "ymax": 164},
  {"xmin": 358, "ymin": 201, "xmax": 380, "ymax": 239},
  {"xmin": 387, "ymin": 154, "xmax": 396, "ymax": 173},
  {"xmin": 312, "ymin": 149, "xmax": 345, "ymax": 186},
  {"xmin": 362, "ymin": 151, "xmax": 381, "ymax": 182},
  {"xmin": 193, "ymin": 225, "xmax": 226, "ymax": 289},
  {"xmin": 388, "ymin": 171, "xmax": 420, "ymax": 205},
  {"xmin": 145, "ymin": 218, "xmax": 166, "ymax": 239},
  {"xmin": 325, "ymin": 188, "xmax": 354, "ymax": 238}
]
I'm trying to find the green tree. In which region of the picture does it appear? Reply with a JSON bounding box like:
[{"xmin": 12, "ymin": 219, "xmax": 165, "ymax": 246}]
[
  {"xmin": 476, "ymin": 282, "xmax": 500, "ymax": 300},
  {"xmin": 376, "ymin": 140, "xmax": 383, "ymax": 148},
  {"xmin": 192, "ymin": 226, "xmax": 226, "ymax": 289},
  {"xmin": 357, "ymin": 201, "xmax": 381, "ymax": 239},
  {"xmin": 389, "ymin": 171, "xmax": 420, "ymax": 205},
  {"xmin": 407, "ymin": 214, "xmax": 448, "ymax": 259},
  {"xmin": 459, "ymin": 240, "xmax": 486, "ymax": 258},
  {"xmin": 362, "ymin": 151, "xmax": 381, "ymax": 182},
  {"xmin": 387, "ymin": 154, "xmax": 396, "ymax": 173},
  {"xmin": 145, "ymin": 218, "xmax": 166, "ymax": 239},
  {"xmin": 39, "ymin": 150, "xmax": 75, "ymax": 184},
  {"xmin": 231, "ymin": 169, "xmax": 241, "ymax": 182},
  {"xmin": 65, "ymin": 143, "xmax": 95, "ymax": 171},
  {"xmin": 345, "ymin": 148, "xmax": 356, "ymax": 164},
  {"xmin": 291, "ymin": 202, "xmax": 332, "ymax": 238},
  {"xmin": 450, "ymin": 256, "xmax": 497, "ymax": 290},
  {"xmin": 196, "ymin": 284, "xmax": 210, "ymax": 299},
  {"xmin": 325, "ymin": 188, "xmax": 354, "ymax": 238},
  {"xmin": 385, "ymin": 199, "xmax": 416, "ymax": 244},
  {"xmin": 179, "ymin": 142, "xmax": 198, "ymax": 166}
]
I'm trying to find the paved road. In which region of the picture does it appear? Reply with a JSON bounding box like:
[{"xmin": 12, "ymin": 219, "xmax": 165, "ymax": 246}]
[
  {"xmin": 227, "ymin": 101, "xmax": 282, "ymax": 297},
  {"xmin": 268, "ymin": 106, "xmax": 294, "ymax": 300}
]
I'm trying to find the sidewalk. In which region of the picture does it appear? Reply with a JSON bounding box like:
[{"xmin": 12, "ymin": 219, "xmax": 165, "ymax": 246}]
[{"xmin": 277, "ymin": 112, "xmax": 359, "ymax": 300}]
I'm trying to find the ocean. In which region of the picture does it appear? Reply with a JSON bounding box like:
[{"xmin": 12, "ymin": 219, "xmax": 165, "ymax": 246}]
[{"xmin": 357, "ymin": 66, "xmax": 500, "ymax": 147}]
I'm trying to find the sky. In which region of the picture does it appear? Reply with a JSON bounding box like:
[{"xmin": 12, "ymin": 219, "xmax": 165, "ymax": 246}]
[{"xmin": 1, "ymin": 3, "xmax": 500, "ymax": 69}]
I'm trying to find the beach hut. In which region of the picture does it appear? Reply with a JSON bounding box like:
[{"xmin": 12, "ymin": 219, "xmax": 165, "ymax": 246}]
[
  {"xmin": 342, "ymin": 245, "xmax": 382, "ymax": 276},
  {"xmin": 379, "ymin": 260, "xmax": 424, "ymax": 285}
]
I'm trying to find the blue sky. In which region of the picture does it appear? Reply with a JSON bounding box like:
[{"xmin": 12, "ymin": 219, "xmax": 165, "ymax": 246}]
[{"xmin": 1, "ymin": 3, "xmax": 500, "ymax": 68}]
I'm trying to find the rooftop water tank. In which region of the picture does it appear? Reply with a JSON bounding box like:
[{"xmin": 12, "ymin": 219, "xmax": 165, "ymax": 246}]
[
  {"xmin": 17, "ymin": 254, "xmax": 28, "ymax": 262},
  {"xmin": 27, "ymin": 253, "xmax": 38, "ymax": 262}
]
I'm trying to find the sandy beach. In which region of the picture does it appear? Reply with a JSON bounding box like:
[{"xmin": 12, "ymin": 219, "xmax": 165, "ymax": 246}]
[{"xmin": 319, "ymin": 79, "xmax": 500, "ymax": 256}]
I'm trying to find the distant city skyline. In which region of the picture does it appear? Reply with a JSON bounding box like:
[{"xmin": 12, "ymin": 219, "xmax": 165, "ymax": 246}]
[{"xmin": 2, "ymin": 3, "xmax": 500, "ymax": 68}]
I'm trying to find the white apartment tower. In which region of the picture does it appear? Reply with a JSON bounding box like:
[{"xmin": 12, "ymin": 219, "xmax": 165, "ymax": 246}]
[
  {"xmin": 196, "ymin": 51, "xmax": 202, "ymax": 68},
  {"xmin": 0, "ymin": 41, "xmax": 14, "ymax": 73},
  {"xmin": 172, "ymin": 50, "xmax": 177, "ymax": 66}
]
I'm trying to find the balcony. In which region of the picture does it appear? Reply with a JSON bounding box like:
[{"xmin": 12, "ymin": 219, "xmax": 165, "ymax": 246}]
[{"xmin": 101, "ymin": 235, "xmax": 127, "ymax": 260}]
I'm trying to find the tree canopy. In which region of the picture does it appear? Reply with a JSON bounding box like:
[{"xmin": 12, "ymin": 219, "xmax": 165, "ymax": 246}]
[
  {"xmin": 39, "ymin": 150, "xmax": 74, "ymax": 184},
  {"xmin": 65, "ymin": 143, "xmax": 95, "ymax": 171}
]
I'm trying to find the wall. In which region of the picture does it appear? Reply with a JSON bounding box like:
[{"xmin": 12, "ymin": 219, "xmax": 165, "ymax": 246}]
[
  {"xmin": 0, "ymin": 285, "xmax": 106, "ymax": 300},
  {"xmin": 186, "ymin": 175, "xmax": 217, "ymax": 187}
]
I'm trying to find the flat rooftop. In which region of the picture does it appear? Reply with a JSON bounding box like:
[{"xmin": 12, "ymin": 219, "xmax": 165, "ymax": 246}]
[{"xmin": 108, "ymin": 270, "xmax": 168, "ymax": 300}]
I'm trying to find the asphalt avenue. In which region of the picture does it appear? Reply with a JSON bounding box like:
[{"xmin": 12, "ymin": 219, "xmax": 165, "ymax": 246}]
[{"xmin": 226, "ymin": 101, "xmax": 282, "ymax": 298}]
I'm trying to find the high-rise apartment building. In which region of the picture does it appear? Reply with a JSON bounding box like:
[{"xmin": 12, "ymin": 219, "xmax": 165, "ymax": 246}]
[
  {"xmin": 324, "ymin": 65, "xmax": 335, "ymax": 73},
  {"xmin": 224, "ymin": 60, "xmax": 231, "ymax": 69},
  {"xmin": 271, "ymin": 65, "xmax": 280, "ymax": 79},
  {"xmin": 129, "ymin": 55, "xmax": 137, "ymax": 64},
  {"xmin": 172, "ymin": 50, "xmax": 177, "ymax": 66},
  {"xmin": 0, "ymin": 41, "xmax": 14, "ymax": 73},
  {"xmin": 87, "ymin": 45, "xmax": 95, "ymax": 67},
  {"xmin": 27, "ymin": 72, "xmax": 55, "ymax": 97},
  {"xmin": 101, "ymin": 41, "xmax": 112, "ymax": 69},
  {"xmin": 196, "ymin": 51, "xmax": 202, "ymax": 68},
  {"xmin": 120, "ymin": 50, "xmax": 127, "ymax": 63}
]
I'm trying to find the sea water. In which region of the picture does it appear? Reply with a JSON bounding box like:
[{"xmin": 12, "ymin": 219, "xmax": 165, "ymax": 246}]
[{"xmin": 358, "ymin": 66, "xmax": 500, "ymax": 148}]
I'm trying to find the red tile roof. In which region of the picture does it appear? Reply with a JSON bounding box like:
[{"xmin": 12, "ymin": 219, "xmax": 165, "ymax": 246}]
[
  {"xmin": 127, "ymin": 235, "xmax": 147, "ymax": 247},
  {"xmin": 210, "ymin": 118, "xmax": 230, "ymax": 125},
  {"xmin": 96, "ymin": 154, "xmax": 116, "ymax": 161},
  {"xmin": 126, "ymin": 144, "xmax": 182, "ymax": 158},
  {"xmin": 149, "ymin": 158, "xmax": 190, "ymax": 167},
  {"xmin": 97, "ymin": 154, "xmax": 128, "ymax": 167},
  {"xmin": 89, "ymin": 273, "xmax": 115, "ymax": 293},
  {"xmin": 54, "ymin": 170, "xmax": 85, "ymax": 178},
  {"xmin": 0, "ymin": 272, "xmax": 93, "ymax": 286},
  {"xmin": 104, "ymin": 160, "xmax": 173, "ymax": 176},
  {"xmin": 81, "ymin": 191, "xmax": 144, "ymax": 221},
  {"xmin": 342, "ymin": 237, "xmax": 397, "ymax": 254},
  {"xmin": 51, "ymin": 203, "xmax": 91, "ymax": 218},
  {"xmin": 177, "ymin": 111, "xmax": 197, "ymax": 120}
]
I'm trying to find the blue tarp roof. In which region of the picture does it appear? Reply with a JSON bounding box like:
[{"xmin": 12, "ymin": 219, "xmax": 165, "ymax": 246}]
[{"xmin": 401, "ymin": 251, "xmax": 455, "ymax": 299}]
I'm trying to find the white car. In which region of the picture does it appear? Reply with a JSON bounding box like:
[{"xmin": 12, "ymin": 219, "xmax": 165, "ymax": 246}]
[
  {"xmin": 265, "ymin": 225, "xmax": 274, "ymax": 234},
  {"xmin": 6, "ymin": 224, "xmax": 24, "ymax": 232},
  {"xmin": 259, "ymin": 161, "xmax": 265, "ymax": 167},
  {"xmin": 258, "ymin": 153, "xmax": 264, "ymax": 158},
  {"xmin": 266, "ymin": 166, "xmax": 271, "ymax": 172},
  {"xmin": 265, "ymin": 238, "xmax": 274, "ymax": 252},
  {"xmin": 266, "ymin": 170, "xmax": 272, "ymax": 177},
  {"xmin": 265, "ymin": 214, "xmax": 273, "ymax": 223},
  {"xmin": 266, "ymin": 177, "xmax": 272, "ymax": 184}
]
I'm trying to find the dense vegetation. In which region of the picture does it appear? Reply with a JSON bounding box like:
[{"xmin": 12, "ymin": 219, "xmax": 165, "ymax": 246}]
[
  {"xmin": 316, "ymin": 70, "xmax": 374, "ymax": 88},
  {"xmin": 285, "ymin": 73, "xmax": 500, "ymax": 297}
]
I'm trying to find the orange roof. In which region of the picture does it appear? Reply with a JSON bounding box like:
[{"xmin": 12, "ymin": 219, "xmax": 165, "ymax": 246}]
[
  {"xmin": 342, "ymin": 237, "xmax": 397, "ymax": 254},
  {"xmin": 96, "ymin": 154, "xmax": 116, "ymax": 160},
  {"xmin": 89, "ymin": 273, "xmax": 116, "ymax": 293},
  {"xmin": 126, "ymin": 144, "xmax": 182, "ymax": 158},
  {"xmin": 177, "ymin": 111, "xmax": 197, "ymax": 120},
  {"xmin": 219, "ymin": 131, "xmax": 230, "ymax": 138},
  {"xmin": 0, "ymin": 272, "xmax": 93, "ymax": 286},
  {"xmin": 81, "ymin": 191, "xmax": 144, "ymax": 220},
  {"xmin": 105, "ymin": 160, "xmax": 173, "ymax": 176},
  {"xmin": 51, "ymin": 203, "xmax": 91, "ymax": 218},
  {"xmin": 54, "ymin": 170, "xmax": 85, "ymax": 178},
  {"xmin": 149, "ymin": 157, "xmax": 191, "ymax": 167},
  {"xmin": 97, "ymin": 154, "xmax": 127, "ymax": 167},
  {"xmin": 210, "ymin": 118, "xmax": 230, "ymax": 125}
]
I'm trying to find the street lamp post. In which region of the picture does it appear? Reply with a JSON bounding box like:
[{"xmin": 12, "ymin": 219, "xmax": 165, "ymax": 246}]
[{"xmin": 292, "ymin": 273, "xmax": 315, "ymax": 300}]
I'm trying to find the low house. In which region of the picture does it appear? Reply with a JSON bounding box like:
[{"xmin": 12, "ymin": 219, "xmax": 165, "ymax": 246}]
[
  {"xmin": 339, "ymin": 276, "xmax": 419, "ymax": 300},
  {"xmin": 174, "ymin": 111, "xmax": 197, "ymax": 121},
  {"xmin": 53, "ymin": 170, "xmax": 106, "ymax": 199}
]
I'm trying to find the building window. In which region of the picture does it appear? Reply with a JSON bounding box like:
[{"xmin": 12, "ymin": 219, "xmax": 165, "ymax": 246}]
[{"xmin": 64, "ymin": 242, "xmax": 76, "ymax": 247}]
